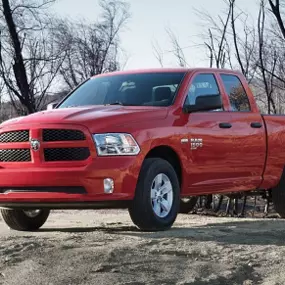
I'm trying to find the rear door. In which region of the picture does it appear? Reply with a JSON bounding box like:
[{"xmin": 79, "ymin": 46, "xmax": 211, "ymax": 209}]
[
  {"xmin": 219, "ymin": 73, "xmax": 266, "ymax": 191},
  {"xmin": 185, "ymin": 73, "xmax": 242, "ymax": 194}
]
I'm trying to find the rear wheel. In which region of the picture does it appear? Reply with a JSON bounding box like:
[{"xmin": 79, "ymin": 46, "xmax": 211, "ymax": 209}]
[
  {"xmin": 128, "ymin": 158, "xmax": 180, "ymax": 231},
  {"xmin": 1, "ymin": 209, "xmax": 50, "ymax": 231}
]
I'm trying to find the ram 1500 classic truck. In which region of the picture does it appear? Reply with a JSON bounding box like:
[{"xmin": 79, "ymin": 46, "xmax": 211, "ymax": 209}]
[{"xmin": 0, "ymin": 68, "xmax": 284, "ymax": 231}]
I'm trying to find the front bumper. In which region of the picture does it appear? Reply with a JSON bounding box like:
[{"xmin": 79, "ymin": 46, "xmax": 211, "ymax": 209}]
[
  {"xmin": 0, "ymin": 123, "xmax": 141, "ymax": 208},
  {"xmin": 0, "ymin": 156, "xmax": 139, "ymax": 207}
]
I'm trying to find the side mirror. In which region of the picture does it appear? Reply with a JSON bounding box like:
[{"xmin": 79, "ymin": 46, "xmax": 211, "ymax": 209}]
[
  {"xmin": 46, "ymin": 102, "xmax": 59, "ymax": 110},
  {"xmin": 183, "ymin": 94, "xmax": 222, "ymax": 113}
]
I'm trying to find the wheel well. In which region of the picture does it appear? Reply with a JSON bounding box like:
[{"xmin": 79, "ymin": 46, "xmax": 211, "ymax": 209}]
[{"xmin": 145, "ymin": 146, "xmax": 182, "ymax": 186}]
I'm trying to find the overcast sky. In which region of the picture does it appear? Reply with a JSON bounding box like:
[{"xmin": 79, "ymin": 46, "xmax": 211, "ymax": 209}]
[{"xmin": 52, "ymin": 0, "xmax": 260, "ymax": 70}]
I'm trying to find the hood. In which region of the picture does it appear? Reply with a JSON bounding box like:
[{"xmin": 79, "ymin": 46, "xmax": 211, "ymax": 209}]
[{"xmin": 0, "ymin": 105, "xmax": 168, "ymax": 131}]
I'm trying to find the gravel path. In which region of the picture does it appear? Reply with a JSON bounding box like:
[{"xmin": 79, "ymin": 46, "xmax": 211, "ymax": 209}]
[{"xmin": 0, "ymin": 210, "xmax": 285, "ymax": 285}]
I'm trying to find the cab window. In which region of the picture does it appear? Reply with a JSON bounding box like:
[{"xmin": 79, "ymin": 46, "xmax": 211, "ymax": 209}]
[
  {"xmin": 185, "ymin": 74, "xmax": 222, "ymax": 110},
  {"xmin": 221, "ymin": 74, "xmax": 251, "ymax": 112}
]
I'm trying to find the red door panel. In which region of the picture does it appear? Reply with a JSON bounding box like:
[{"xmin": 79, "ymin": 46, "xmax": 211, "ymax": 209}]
[
  {"xmin": 229, "ymin": 112, "xmax": 266, "ymax": 190},
  {"xmin": 186, "ymin": 112, "xmax": 238, "ymax": 195},
  {"xmin": 186, "ymin": 112, "xmax": 266, "ymax": 196}
]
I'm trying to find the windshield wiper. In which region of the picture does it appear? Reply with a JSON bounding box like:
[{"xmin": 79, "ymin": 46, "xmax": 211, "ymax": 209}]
[{"xmin": 107, "ymin": 101, "xmax": 125, "ymax": 106}]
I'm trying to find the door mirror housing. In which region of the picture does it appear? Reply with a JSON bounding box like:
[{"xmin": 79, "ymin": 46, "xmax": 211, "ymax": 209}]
[
  {"xmin": 183, "ymin": 94, "xmax": 223, "ymax": 113},
  {"xmin": 46, "ymin": 102, "xmax": 59, "ymax": 110}
]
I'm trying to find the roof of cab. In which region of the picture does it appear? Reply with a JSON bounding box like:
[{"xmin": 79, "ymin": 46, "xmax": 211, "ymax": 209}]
[{"xmin": 93, "ymin": 67, "xmax": 242, "ymax": 78}]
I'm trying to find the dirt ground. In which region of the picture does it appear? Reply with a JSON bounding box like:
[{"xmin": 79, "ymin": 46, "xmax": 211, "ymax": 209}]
[{"xmin": 0, "ymin": 210, "xmax": 285, "ymax": 285}]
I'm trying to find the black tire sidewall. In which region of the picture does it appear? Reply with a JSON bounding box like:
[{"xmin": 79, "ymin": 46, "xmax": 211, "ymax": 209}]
[
  {"xmin": 131, "ymin": 158, "xmax": 180, "ymax": 230},
  {"xmin": 1, "ymin": 209, "xmax": 50, "ymax": 231}
]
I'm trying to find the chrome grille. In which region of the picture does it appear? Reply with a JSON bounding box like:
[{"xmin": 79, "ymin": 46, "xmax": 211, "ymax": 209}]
[{"xmin": 0, "ymin": 130, "xmax": 29, "ymax": 143}]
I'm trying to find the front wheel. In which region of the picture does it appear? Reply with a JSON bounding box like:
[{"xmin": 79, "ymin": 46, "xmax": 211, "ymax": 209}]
[
  {"xmin": 128, "ymin": 158, "xmax": 180, "ymax": 231},
  {"xmin": 1, "ymin": 209, "xmax": 50, "ymax": 231}
]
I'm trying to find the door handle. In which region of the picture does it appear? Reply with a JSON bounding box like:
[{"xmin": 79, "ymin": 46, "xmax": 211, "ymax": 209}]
[
  {"xmin": 251, "ymin": 122, "xmax": 262, "ymax": 128},
  {"xmin": 219, "ymin": 122, "xmax": 232, "ymax": 129}
]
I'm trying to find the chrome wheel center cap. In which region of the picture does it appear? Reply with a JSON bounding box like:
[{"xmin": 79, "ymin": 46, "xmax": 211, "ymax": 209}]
[{"xmin": 150, "ymin": 173, "xmax": 174, "ymax": 218}]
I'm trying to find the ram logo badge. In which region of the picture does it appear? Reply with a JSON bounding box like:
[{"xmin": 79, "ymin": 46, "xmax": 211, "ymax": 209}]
[
  {"xmin": 191, "ymin": 138, "xmax": 203, "ymax": 150},
  {"xmin": 30, "ymin": 139, "xmax": 40, "ymax": 152}
]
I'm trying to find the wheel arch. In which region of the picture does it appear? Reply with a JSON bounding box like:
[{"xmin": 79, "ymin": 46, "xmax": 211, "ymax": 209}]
[{"xmin": 144, "ymin": 145, "xmax": 183, "ymax": 188}]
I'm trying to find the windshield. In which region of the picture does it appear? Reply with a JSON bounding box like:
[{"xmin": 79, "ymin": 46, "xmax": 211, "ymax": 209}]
[{"xmin": 58, "ymin": 72, "xmax": 186, "ymax": 108}]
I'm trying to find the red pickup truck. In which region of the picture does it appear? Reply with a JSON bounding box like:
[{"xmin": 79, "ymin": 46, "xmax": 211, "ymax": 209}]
[{"xmin": 0, "ymin": 68, "xmax": 284, "ymax": 231}]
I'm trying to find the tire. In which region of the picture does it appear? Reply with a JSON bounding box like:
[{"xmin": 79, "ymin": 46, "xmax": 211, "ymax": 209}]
[
  {"xmin": 272, "ymin": 169, "xmax": 285, "ymax": 218},
  {"xmin": 1, "ymin": 209, "xmax": 50, "ymax": 231},
  {"xmin": 179, "ymin": 197, "xmax": 198, "ymax": 214},
  {"xmin": 128, "ymin": 158, "xmax": 180, "ymax": 231}
]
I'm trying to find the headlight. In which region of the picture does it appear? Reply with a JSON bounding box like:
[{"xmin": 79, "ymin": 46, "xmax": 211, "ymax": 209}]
[{"xmin": 93, "ymin": 133, "xmax": 140, "ymax": 156}]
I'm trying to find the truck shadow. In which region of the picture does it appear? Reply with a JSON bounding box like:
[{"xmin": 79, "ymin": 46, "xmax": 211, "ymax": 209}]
[
  {"xmin": 39, "ymin": 225, "xmax": 137, "ymax": 233},
  {"xmin": 135, "ymin": 219, "xmax": 285, "ymax": 246},
  {"xmin": 40, "ymin": 219, "xmax": 285, "ymax": 246}
]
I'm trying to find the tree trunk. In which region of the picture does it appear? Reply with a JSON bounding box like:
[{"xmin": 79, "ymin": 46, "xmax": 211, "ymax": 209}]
[{"xmin": 2, "ymin": 0, "xmax": 34, "ymax": 114}]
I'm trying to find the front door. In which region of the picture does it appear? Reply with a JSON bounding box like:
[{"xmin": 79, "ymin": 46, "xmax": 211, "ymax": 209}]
[{"xmin": 184, "ymin": 73, "xmax": 242, "ymax": 195}]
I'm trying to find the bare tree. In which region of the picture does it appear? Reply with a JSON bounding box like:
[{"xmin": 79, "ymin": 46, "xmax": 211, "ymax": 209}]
[
  {"xmin": 165, "ymin": 28, "xmax": 188, "ymax": 67},
  {"xmin": 268, "ymin": 0, "xmax": 285, "ymax": 40},
  {"xmin": 152, "ymin": 27, "xmax": 190, "ymax": 68},
  {"xmin": 196, "ymin": 5, "xmax": 232, "ymax": 69},
  {"xmin": 152, "ymin": 40, "xmax": 164, "ymax": 67},
  {"xmin": 0, "ymin": 0, "xmax": 67, "ymax": 115},
  {"xmin": 197, "ymin": 1, "xmax": 258, "ymax": 82},
  {"xmin": 229, "ymin": 0, "xmax": 258, "ymax": 82},
  {"xmin": 53, "ymin": 0, "xmax": 130, "ymax": 91},
  {"xmin": 195, "ymin": 0, "xmax": 284, "ymax": 114},
  {"xmin": 257, "ymin": 0, "xmax": 277, "ymax": 114}
]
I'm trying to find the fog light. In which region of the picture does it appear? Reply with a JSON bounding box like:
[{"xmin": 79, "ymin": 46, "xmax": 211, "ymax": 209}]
[{"xmin": 104, "ymin": 178, "xmax": 114, "ymax": 194}]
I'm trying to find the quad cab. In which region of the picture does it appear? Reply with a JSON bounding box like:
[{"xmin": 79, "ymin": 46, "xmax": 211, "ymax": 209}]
[{"xmin": 0, "ymin": 68, "xmax": 285, "ymax": 231}]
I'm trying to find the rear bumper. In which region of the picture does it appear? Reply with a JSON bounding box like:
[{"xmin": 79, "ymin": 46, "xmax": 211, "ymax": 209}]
[{"xmin": 0, "ymin": 156, "xmax": 141, "ymax": 207}]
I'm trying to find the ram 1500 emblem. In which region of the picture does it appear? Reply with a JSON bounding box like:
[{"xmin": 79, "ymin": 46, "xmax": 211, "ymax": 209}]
[
  {"xmin": 30, "ymin": 139, "xmax": 40, "ymax": 151},
  {"xmin": 191, "ymin": 138, "xmax": 203, "ymax": 150}
]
